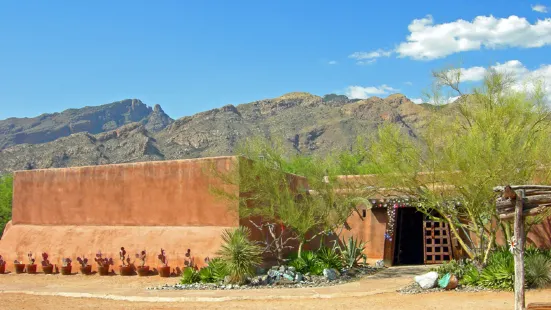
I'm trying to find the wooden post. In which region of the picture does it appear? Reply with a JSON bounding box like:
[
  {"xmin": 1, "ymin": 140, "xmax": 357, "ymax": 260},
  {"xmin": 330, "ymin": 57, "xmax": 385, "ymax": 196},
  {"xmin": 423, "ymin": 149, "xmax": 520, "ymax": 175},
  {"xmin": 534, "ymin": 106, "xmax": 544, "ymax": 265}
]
[{"xmin": 514, "ymin": 189, "xmax": 525, "ymax": 310}]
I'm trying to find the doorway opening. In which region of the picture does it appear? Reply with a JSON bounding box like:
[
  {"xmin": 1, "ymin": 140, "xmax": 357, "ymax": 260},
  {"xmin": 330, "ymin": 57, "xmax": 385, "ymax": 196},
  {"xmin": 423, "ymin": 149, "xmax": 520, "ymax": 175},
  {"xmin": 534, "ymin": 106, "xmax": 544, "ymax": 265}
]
[{"xmin": 393, "ymin": 207, "xmax": 425, "ymax": 265}]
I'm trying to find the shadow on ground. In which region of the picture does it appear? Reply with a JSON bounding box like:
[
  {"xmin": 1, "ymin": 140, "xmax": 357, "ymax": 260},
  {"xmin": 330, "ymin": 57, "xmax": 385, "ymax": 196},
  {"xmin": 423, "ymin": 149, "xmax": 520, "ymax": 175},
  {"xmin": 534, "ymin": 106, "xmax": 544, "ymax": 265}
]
[{"xmin": 367, "ymin": 265, "xmax": 434, "ymax": 279}]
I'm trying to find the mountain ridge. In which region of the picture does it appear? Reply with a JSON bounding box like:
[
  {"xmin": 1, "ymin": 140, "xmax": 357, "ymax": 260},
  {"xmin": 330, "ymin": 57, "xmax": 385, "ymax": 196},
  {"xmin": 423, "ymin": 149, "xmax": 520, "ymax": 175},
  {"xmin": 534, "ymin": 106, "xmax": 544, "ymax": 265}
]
[{"xmin": 0, "ymin": 93, "xmax": 438, "ymax": 173}]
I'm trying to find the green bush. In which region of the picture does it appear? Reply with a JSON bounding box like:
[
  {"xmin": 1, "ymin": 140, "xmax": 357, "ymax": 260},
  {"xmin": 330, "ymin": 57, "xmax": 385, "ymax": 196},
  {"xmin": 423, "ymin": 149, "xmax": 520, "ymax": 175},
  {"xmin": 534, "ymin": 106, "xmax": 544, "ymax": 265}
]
[
  {"xmin": 461, "ymin": 264, "xmax": 481, "ymax": 286},
  {"xmin": 288, "ymin": 251, "xmax": 324, "ymax": 275},
  {"xmin": 180, "ymin": 267, "xmax": 200, "ymax": 284},
  {"xmin": 479, "ymin": 250, "xmax": 515, "ymax": 290},
  {"xmin": 217, "ymin": 226, "xmax": 262, "ymax": 284},
  {"xmin": 0, "ymin": 174, "xmax": 12, "ymax": 237},
  {"xmin": 433, "ymin": 260, "xmax": 469, "ymax": 279},
  {"xmin": 526, "ymin": 253, "xmax": 551, "ymax": 288},
  {"xmin": 316, "ymin": 246, "xmax": 342, "ymax": 270}
]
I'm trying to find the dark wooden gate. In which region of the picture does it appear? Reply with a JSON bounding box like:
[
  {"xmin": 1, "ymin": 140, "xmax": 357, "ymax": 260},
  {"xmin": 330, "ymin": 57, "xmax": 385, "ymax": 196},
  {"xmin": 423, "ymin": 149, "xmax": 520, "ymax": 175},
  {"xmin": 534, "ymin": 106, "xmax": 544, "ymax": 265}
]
[{"xmin": 423, "ymin": 221, "xmax": 452, "ymax": 264}]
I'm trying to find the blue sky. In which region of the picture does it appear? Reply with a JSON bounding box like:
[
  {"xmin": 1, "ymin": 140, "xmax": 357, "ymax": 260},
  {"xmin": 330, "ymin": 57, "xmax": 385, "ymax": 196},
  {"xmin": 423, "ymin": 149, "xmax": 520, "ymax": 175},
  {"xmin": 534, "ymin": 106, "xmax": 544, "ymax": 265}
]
[{"xmin": 1, "ymin": 0, "xmax": 550, "ymax": 120}]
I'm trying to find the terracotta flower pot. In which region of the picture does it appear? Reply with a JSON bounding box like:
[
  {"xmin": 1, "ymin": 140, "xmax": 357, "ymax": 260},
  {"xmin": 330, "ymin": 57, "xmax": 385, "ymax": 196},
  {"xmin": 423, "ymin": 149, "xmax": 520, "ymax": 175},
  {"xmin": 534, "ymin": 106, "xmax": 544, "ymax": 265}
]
[
  {"xmin": 445, "ymin": 274, "xmax": 459, "ymax": 290},
  {"xmin": 60, "ymin": 265, "xmax": 72, "ymax": 275},
  {"xmin": 42, "ymin": 264, "xmax": 54, "ymax": 274},
  {"xmin": 119, "ymin": 265, "xmax": 134, "ymax": 276},
  {"xmin": 158, "ymin": 266, "xmax": 171, "ymax": 278},
  {"xmin": 26, "ymin": 264, "xmax": 37, "ymax": 274},
  {"xmin": 0, "ymin": 264, "xmax": 5, "ymax": 274},
  {"xmin": 136, "ymin": 266, "xmax": 150, "ymax": 277},
  {"xmin": 80, "ymin": 265, "xmax": 92, "ymax": 275},
  {"xmin": 14, "ymin": 263, "xmax": 25, "ymax": 274},
  {"xmin": 97, "ymin": 264, "xmax": 110, "ymax": 276}
]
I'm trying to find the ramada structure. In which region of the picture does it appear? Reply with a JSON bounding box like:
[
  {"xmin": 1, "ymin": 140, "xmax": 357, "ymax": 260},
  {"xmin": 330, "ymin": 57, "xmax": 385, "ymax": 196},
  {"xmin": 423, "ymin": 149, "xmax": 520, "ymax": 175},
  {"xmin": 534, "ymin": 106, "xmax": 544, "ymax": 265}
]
[{"xmin": 1, "ymin": 156, "xmax": 550, "ymax": 271}]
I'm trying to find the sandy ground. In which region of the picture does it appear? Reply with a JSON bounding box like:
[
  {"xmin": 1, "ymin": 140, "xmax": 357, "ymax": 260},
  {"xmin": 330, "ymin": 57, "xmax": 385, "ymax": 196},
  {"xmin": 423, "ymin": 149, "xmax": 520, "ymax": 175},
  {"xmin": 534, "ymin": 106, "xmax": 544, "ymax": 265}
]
[
  {"xmin": 4, "ymin": 290, "xmax": 551, "ymax": 310},
  {"xmin": 0, "ymin": 267, "xmax": 550, "ymax": 310}
]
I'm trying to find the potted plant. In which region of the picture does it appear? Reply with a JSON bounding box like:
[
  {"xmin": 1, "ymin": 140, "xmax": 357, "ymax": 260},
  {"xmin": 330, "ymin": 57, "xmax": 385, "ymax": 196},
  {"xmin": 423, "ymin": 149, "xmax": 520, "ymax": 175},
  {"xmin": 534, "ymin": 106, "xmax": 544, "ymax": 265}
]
[
  {"xmin": 13, "ymin": 259, "xmax": 25, "ymax": 274},
  {"xmin": 118, "ymin": 247, "xmax": 134, "ymax": 276},
  {"xmin": 135, "ymin": 250, "xmax": 149, "ymax": 276},
  {"xmin": 0, "ymin": 255, "xmax": 6, "ymax": 274},
  {"xmin": 157, "ymin": 248, "xmax": 170, "ymax": 277},
  {"xmin": 60, "ymin": 258, "xmax": 72, "ymax": 275},
  {"xmin": 77, "ymin": 256, "xmax": 92, "ymax": 275},
  {"xmin": 26, "ymin": 252, "xmax": 37, "ymax": 274},
  {"xmin": 41, "ymin": 252, "xmax": 54, "ymax": 274},
  {"xmin": 94, "ymin": 251, "xmax": 113, "ymax": 276}
]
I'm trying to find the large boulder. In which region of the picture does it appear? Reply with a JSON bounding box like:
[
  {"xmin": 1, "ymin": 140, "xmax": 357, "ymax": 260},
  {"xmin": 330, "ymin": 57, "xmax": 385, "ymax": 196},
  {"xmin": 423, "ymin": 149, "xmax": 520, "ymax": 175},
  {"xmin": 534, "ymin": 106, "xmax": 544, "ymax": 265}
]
[
  {"xmin": 323, "ymin": 268, "xmax": 339, "ymax": 281},
  {"xmin": 414, "ymin": 271, "xmax": 439, "ymax": 289}
]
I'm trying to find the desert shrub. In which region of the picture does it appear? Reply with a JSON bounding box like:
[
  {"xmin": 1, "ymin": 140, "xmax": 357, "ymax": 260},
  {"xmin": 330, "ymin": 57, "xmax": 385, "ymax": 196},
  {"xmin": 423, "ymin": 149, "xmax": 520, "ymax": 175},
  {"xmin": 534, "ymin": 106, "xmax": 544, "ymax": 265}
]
[
  {"xmin": 217, "ymin": 226, "xmax": 262, "ymax": 284},
  {"xmin": 198, "ymin": 258, "xmax": 229, "ymax": 283},
  {"xmin": 461, "ymin": 264, "xmax": 481, "ymax": 286},
  {"xmin": 433, "ymin": 260, "xmax": 470, "ymax": 279},
  {"xmin": 479, "ymin": 250, "xmax": 515, "ymax": 290},
  {"xmin": 316, "ymin": 246, "xmax": 342, "ymax": 270},
  {"xmin": 288, "ymin": 251, "xmax": 323, "ymax": 275},
  {"xmin": 180, "ymin": 267, "xmax": 200, "ymax": 284},
  {"xmin": 337, "ymin": 236, "xmax": 367, "ymax": 268},
  {"xmin": 526, "ymin": 253, "xmax": 551, "ymax": 288}
]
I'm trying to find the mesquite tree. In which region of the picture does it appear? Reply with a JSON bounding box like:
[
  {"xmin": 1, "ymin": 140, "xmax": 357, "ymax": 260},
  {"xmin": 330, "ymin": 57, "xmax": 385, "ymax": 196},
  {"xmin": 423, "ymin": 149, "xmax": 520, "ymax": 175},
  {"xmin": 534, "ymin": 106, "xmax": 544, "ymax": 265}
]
[
  {"xmin": 211, "ymin": 137, "xmax": 368, "ymax": 262},
  {"xmin": 367, "ymin": 69, "xmax": 551, "ymax": 263}
]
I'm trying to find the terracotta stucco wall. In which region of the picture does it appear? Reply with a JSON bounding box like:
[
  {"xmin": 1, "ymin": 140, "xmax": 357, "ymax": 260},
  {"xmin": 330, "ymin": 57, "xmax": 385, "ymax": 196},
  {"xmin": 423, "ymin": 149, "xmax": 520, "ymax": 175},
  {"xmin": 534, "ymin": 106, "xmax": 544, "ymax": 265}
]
[
  {"xmin": 12, "ymin": 157, "xmax": 239, "ymax": 227},
  {"xmin": 340, "ymin": 206, "xmax": 387, "ymax": 260},
  {"xmin": 0, "ymin": 157, "xmax": 240, "ymax": 271}
]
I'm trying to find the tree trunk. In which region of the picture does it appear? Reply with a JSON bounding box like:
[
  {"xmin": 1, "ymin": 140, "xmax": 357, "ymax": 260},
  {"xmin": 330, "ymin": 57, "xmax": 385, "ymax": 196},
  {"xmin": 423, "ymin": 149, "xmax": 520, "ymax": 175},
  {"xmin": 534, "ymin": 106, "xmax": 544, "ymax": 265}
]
[
  {"xmin": 443, "ymin": 216, "xmax": 475, "ymax": 259},
  {"xmin": 298, "ymin": 241, "xmax": 304, "ymax": 259},
  {"xmin": 514, "ymin": 190, "xmax": 525, "ymax": 310}
]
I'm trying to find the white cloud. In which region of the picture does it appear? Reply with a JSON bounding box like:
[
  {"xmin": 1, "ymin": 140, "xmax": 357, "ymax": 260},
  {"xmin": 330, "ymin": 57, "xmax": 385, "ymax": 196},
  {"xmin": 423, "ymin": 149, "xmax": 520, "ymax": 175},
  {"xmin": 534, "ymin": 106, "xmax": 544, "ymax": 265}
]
[
  {"xmin": 411, "ymin": 96, "xmax": 460, "ymax": 105},
  {"xmin": 328, "ymin": 60, "xmax": 338, "ymax": 65},
  {"xmin": 396, "ymin": 15, "xmax": 551, "ymax": 60},
  {"xmin": 356, "ymin": 59, "xmax": 377, "ymax": 66},
  {"xmin": 345, "ymin": 84, "xmax": 399, "ymax": 99},
  {"xmin": 404, "ymin": 81, "xmax": 413, "ymax": 86},
  {"xmin": 532, "ymin": 4, "xmax": 548, "ymax": 13},
  {"xmin": 445, "ymin": 60, "xmax": 551, "ymax": 99},
  {"xmin": 349, "ymin": 49, "xmax": 393, "ymax": 65}
]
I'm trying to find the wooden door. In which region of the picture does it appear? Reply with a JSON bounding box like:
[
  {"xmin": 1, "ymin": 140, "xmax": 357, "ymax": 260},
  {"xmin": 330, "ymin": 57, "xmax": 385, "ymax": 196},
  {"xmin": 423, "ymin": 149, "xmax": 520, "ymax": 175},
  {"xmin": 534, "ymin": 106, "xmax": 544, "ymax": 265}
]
[{"xmin": 423, "ymin": 221, "xmax": 452, "ymax": 264}]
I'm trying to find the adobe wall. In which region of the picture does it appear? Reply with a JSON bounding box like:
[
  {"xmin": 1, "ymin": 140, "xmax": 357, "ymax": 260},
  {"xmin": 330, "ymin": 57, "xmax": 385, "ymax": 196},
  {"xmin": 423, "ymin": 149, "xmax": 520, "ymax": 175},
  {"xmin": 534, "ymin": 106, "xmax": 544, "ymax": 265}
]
[
  {"xmin": 12, "ymin": 157, "xmax": 239, "ymax": 226},
  {"xmin": 340, "ymin": 206, "xmax": 387, "ymax": 260},
  {"xmin": 0, "ymin": 157, "xmax": 240, "ymax": 271}
]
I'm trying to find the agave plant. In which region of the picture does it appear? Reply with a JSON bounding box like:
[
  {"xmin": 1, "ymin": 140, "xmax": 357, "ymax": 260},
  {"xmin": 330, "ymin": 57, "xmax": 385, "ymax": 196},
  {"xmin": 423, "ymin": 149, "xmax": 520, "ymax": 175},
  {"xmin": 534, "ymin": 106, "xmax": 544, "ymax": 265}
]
[
  {"xmin": 337, "ymin": 236, "xmax": 367, "ymax": 269},
  {"xmin": 216, "ymin": 226, "xmax": 262, "ymax": 284}
]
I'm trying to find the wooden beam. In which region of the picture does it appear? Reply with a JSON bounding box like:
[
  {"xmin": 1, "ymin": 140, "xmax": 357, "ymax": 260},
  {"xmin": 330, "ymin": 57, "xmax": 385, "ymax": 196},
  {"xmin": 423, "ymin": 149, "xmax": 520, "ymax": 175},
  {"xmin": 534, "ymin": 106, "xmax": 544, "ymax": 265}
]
[
  {"xmin": 514, "ymin": 190, "xmax": 525, "ymax": 310},
  {"xmin": 494, "ymin": 185, "xmax": 551, "ymax": 192},
  {"xmin": 496, "ymin": 194, "xmax": 551, "ymax": 210},
  {"xmin": 499, "ymin": 205, "xmax": 549, "ymax": 220}
]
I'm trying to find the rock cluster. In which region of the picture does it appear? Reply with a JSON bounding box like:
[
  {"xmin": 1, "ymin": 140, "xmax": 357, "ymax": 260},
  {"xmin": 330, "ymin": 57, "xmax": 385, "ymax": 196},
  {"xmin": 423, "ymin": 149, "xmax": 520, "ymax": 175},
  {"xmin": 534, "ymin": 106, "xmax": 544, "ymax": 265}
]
[{"xmin": 148, "ymin": 265, "xmax": 379, "ymax": 291}]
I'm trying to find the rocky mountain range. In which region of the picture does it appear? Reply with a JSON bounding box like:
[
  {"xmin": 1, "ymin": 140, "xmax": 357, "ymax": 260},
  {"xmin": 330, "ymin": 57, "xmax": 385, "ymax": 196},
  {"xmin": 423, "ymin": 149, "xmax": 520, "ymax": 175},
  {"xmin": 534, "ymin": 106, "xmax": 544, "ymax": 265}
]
[{"xmin": 0, "ymin": 93, "xmax": 438, "ymax": 173}]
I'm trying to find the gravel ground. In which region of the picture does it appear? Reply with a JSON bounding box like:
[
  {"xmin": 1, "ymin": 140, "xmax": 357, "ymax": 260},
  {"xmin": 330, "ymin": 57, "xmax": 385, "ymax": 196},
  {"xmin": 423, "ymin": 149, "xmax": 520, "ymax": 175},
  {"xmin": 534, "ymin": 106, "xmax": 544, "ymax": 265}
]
[{"xmin": 397, "ymin": 281, "xmax": 495, "ymax": 295}]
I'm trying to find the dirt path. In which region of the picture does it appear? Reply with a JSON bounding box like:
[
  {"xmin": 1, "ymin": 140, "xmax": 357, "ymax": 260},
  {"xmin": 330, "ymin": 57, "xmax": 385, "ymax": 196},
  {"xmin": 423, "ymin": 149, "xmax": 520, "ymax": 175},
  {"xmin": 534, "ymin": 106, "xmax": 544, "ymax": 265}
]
[
  {"xmin": 1, "ymin": 266, "xmax": 549, "ymax": 309},
  {"xmin": 3, "ymin": 290, "xmax": 551, "ymax": 310}
]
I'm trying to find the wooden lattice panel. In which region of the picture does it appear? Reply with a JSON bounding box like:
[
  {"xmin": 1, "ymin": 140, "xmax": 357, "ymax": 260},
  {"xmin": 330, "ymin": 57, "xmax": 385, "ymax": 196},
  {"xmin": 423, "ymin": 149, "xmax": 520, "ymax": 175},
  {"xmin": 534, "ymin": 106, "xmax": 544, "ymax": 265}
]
[{"xmin": 423, "ymin": 221, "xmax": 452, "ymax": 264}]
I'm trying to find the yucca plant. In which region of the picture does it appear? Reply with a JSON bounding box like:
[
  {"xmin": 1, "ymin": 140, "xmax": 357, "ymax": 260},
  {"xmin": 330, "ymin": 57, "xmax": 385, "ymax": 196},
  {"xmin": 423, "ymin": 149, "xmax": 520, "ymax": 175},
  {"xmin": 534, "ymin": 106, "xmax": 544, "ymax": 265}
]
[
  {"xmin": 317, "ymin": 246, "xmax": 342, "ymax": 270},
  {"xmin": 217, "ymin": 226, "xmax": 262, "ymax": 284},
  {"xmin": 526, "ymin": 253, "xmax": 551, "ymax": 288},
  {"xmin": 338, "ymin": 236, "xmax": 367, "ymax": 268}
]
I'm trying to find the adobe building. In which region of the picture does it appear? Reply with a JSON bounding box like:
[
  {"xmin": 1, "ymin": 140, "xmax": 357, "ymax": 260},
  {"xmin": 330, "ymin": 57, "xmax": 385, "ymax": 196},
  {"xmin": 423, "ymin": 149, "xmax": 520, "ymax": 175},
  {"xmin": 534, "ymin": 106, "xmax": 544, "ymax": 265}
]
[{"xmin": 1, "ymin": 156, "xmax": 550, "ymax": 272}]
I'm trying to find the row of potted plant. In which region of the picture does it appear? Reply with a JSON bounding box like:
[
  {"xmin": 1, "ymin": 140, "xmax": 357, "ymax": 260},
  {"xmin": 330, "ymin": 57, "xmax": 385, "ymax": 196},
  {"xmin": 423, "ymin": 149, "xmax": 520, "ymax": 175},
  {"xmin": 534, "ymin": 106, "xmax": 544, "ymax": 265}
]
[{"xmin": 0, "ymin": 248, "xmax": 174, "ymax": 277}]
